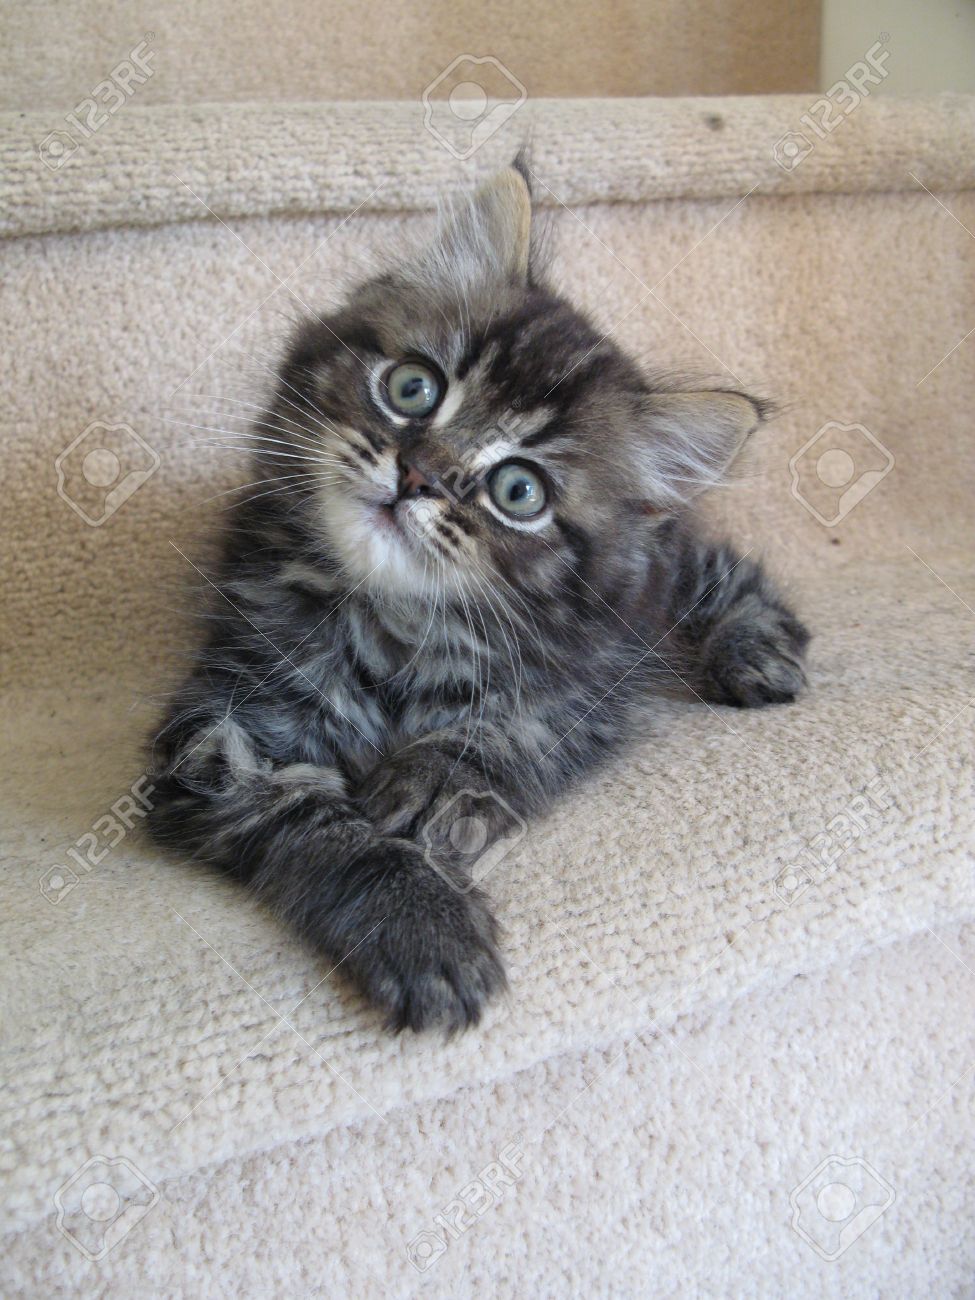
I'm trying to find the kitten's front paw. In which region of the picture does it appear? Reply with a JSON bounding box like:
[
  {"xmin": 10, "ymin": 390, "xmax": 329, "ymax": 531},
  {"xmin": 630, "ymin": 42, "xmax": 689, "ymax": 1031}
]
[
  {"xmin": 356, "ymin": 752, "xmax": 446, "ymax": 836},
  {"xmin": 331, "ymin": 840, "xmax": 506, "ymax": 1033},
  {"xmin": 699, "ymin": 615, "xmax": 809, "ymax": 708}
]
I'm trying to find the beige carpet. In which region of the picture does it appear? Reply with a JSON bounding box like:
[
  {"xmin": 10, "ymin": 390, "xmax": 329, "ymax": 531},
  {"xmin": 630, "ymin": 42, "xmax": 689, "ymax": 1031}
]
[
  {"xmin": 1, "ymin": 94, "xmax": 974, "ymax": 1295},
  {"xmin": 0, "ymin": 0, "xmax": 819, "ymax": 107}
]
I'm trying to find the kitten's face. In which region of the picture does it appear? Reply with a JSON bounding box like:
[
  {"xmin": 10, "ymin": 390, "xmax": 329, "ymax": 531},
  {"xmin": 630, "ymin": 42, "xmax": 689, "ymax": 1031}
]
[{"xmin": 271, "ymin": 166, "xmax": 764, "ymax": 608}]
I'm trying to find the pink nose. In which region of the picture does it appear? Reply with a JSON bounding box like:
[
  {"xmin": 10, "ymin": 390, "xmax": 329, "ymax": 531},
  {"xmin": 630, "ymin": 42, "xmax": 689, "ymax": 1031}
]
[{"xmin": 398, "ymin": 459, "xmax": 436, "ymax": 498}]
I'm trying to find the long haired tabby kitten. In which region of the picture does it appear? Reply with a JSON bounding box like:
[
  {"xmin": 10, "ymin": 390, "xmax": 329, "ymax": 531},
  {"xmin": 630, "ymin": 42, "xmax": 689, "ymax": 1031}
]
[{"xmin": 149, "ymin": 161, "xmax": 809, "ymax": 1032}]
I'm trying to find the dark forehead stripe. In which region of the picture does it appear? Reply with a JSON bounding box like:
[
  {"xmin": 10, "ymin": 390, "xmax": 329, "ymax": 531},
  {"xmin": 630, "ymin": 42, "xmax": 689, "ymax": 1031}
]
[
  {"xmin": 339, "ymin": 323, "xmax": 386, "ymax": 357},
  {"xmin": 482, "ymin": 294, "xmax": 626, "ymax": 412},
  {"xmin": 455, "ymin": 334, "xmax": 487, "ymax": 382},
  {"xmin": 287, "ymin": 318, "xmax": 385, "ymax": 375},
  {"xmin": 520, "ymin": 417, "xmax": 565, "ymax": 449}
]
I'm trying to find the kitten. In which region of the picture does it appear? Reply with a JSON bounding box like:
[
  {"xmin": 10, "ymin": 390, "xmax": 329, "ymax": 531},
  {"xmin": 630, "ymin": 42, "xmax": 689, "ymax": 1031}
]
[{"xmin": 149, "ymin": 161, "xmax": 809, "ymax": 1033}]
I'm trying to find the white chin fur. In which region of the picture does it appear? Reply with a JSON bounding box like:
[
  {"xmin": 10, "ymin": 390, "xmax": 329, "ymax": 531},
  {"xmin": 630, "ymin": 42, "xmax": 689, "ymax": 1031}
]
[{"xmin": 318, "ymin": 488, "xmax": 448, "ymax": 600}]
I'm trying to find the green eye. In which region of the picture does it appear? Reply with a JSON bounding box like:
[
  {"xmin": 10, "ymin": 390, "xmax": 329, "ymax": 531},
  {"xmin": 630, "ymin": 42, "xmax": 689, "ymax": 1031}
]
[
  {"xmin": 383, "ymin": 360, "xmax": 443, "ymax": 417},
  {"xmin": 488, "ymin": 461, "xmax": 547, "ymax": 518}
]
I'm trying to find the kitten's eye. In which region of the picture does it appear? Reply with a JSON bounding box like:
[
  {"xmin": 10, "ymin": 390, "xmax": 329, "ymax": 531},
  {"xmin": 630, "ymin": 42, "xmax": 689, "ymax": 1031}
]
[
  {"xmin": 383, "ymin": 360, "xmax": 443, "ymax": 417},
  {"xmin": 487, "ymin": 461, "xmax": 547, "ymax": 518}
]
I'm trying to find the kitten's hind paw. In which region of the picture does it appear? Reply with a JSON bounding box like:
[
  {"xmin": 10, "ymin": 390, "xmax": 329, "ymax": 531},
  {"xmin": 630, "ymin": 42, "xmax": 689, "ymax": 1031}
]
[
  {"xmin": 323, "ymin": 840, "xmax": 506, "ymax": 1034},
  {"xmin": 698, "ymin": 614, "xmax": 810, "ymax": 708}
]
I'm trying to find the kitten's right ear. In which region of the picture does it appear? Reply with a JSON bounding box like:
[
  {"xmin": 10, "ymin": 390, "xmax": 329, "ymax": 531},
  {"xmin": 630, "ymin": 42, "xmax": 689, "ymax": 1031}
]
[
  {"xmin": 633, "ymin": 390, "xmax": 768, "ymax": 509},
  {"xmin": 425, "ymin": 164, "xmax": 533, "ymax": 287}
]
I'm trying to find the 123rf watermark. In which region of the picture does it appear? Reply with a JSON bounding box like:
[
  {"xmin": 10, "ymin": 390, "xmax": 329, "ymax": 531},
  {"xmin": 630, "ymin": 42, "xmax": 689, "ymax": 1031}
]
[
  {"xmin": 774, "ymin": 777, "xmax": 893, "ymax": 906},
  {"xmin": 420, "ymin": 789, "xmax": 527, "ymax": 894},
  {"xmin": 422, "ymin": 55, "xmax": 526, "ymax": 160},
  {"xmin": 406, "ymin": 1141, "xmax": 524, "ymax": 1272},
  {"xmin": 55, "ymin": 1155, "xmax": 159, "ymax": 1262},
  {"xmin": 38, "ymin": 37, "xmax": 156, "ymax": 171},
  {"xmin": 56, "ymin": 421, "xmax": 160, "ymax": 526},
  {"xmin": 772, "ymin": 38, "xmax": 890, "ymax": 172},
  {"xmin": 790, "ymin": 1155, "xmax": 895, "ymax": 1261},
  {"xmin": 790, "ymin": 422, "xmax": 894, "ymax": 527},
  {"xmin": 39, "ymin": 773, "xmax": 156, "ymax": 904}
]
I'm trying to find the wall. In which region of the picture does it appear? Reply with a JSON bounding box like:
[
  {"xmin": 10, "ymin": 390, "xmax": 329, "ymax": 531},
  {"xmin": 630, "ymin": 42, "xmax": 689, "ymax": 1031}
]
[
  {"xmin": 822, "ymin": 0, "xmax": 975, "ymax": 93},
  {"xmin": 0, "ymin": 0, "xmax": 820, "ymax": 111}
]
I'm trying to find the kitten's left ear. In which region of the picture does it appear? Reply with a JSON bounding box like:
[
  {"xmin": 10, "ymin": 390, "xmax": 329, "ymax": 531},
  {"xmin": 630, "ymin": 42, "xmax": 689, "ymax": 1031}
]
[
  {"xmin": 634, "ymin": 390, "xmax": 769, "ymax": 508},
  {"xmin": 431, "ymin": 164, "xmax": 532, "ymax": 285}
]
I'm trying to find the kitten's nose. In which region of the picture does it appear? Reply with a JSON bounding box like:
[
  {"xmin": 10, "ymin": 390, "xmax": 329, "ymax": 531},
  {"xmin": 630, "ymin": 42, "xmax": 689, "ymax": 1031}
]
[{"xmin": 397, "ymin": 458, "xmax": 436, "ymax": 499}]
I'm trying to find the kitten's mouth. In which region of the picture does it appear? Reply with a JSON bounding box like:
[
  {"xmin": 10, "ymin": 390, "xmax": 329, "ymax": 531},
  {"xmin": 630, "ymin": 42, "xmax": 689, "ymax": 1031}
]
[
  {"xmin": 373, "ymin": 499, "xmax": 408, "ymax": 537},
  {"xmin": 367, "ymin": 495, "xmax": 436, "ymax": 546},
  {"xmin": 366, "ymin": 491, "xmax": 423, "ymax": 543}
]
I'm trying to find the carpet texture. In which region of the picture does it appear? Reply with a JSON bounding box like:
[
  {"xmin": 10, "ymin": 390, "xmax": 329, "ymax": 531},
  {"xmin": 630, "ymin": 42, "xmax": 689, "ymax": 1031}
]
[{"xmin": 1, "ymin": 95, "xmax": 974, "ymax": 1295}]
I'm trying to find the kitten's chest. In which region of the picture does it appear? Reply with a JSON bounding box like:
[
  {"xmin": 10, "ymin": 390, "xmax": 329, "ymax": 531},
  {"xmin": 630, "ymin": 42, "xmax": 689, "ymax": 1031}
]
[{"xmin": 340, "ymin": 601, "xmax": 531, "ymax": 739}]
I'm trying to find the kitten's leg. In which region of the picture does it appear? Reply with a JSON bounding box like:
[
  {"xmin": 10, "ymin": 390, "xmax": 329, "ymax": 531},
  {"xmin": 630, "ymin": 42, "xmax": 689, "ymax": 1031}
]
[
  {"xmin": 357, "ymin": 725, "xmax": 547, "ymax": 850},
  {"xmin": 663, "ymin": 535, "xmax": 810, "ymax": 708},
  {"xmin": 148, "ymin": 720, "xmax": 505, "ymax": 1032}
]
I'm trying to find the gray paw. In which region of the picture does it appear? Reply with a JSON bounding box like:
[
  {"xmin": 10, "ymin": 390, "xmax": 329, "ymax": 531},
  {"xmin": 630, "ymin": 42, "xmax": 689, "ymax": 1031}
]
[
  {"xmin": 333, "ymin": 840, "xmax": 506, "ymax": 1033},
  {"xmin": 699, "ymin": 618, "xmax": 809, "ymax": 708},
  {"xmin": 357, "ymin": 746, "xmax": 456, "ymax": 836}
]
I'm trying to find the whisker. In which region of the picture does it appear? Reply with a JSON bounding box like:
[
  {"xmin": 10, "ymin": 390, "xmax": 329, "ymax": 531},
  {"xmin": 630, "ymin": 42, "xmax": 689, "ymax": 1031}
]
[
  {"xmin": 171, "ymin": 423, "xmax": 343, "ymax": 460},
  {"xmin": 196, "ymin": 470, "xmax": 322, "ymax": 507},
  {"xmin": 216, "ymin": 474, "xmax": 339, "ymax": 511},
  {"xmin": 169, "ymin": 406, "xmax": 334, "ymax": 456},
  {"xmin": 195, "ymin": 442, "xmax": 337, "ymax": 466},
  {"xmin": 162, "ymin": 415, "xmax": 343, "ymax": 461}
]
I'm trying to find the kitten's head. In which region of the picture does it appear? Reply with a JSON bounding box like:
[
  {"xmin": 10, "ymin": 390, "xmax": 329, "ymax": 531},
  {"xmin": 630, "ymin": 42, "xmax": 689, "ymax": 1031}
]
[{"xmin": 271, "ymin": 161, "xmax": 765, "ymax": 609}]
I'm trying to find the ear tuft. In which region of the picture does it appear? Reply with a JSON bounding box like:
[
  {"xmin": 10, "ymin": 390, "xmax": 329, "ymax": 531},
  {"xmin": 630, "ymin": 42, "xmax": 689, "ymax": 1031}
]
[
  {"xmin": 509, "ymin": 148, "xmax": 533, "ymax": 199},
  {"xmin": 635, "ymin": 389, "xmax": 768, "ymax": 508},
  {"xmin": 470, "ymin": 165, "xmax": 532, "ymax": 282},
  {"xmin": 423, "ymin": 165, "xmax": 533, "ymax": 290}
]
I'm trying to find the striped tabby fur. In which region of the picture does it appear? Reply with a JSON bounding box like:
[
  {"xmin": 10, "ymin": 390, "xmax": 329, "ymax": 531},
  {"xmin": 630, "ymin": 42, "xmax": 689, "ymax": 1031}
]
[{"xmin": 149, "ymin": 162, "xmax": 809, "ymax": 1032}]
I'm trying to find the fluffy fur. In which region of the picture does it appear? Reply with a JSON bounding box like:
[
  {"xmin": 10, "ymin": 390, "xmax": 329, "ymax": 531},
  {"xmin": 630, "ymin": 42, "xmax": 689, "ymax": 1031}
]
[{"xmin": 148, "ymin": 163, "xmax": 809, "ymax": 1032}]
